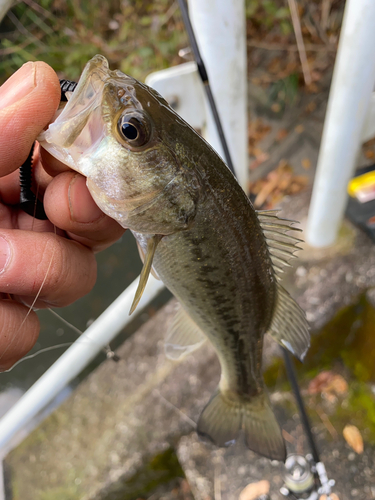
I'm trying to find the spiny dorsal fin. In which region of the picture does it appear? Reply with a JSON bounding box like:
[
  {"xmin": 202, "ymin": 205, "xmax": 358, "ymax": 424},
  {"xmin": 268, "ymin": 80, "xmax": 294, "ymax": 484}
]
[
  {"xmin": 256, "ymin": 209, "xmax": 303, "ymax": 279},
  {"xmin": 165, "ymin": 304, "xmax": 206, "ymax": 360},
  {"xmin": 130, "ymin": 234, "xmax": 162, "ymax": 315},
  {"xmin": 267, "ymin": 282, "xmax": 310, "ymax": 361}
]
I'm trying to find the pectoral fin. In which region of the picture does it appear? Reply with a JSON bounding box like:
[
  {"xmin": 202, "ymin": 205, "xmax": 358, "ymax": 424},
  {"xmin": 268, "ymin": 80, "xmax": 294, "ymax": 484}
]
[
  {"xmin": 165, "ymin": 305, "xmax": 206, "ymax": 360},
  {"xmin": 136, "ymin": 241, "xmax": 160, "ymax": 280},
  {"xmin": 130, "ymin": 235, "xmax": 162, "ymax": 315}
]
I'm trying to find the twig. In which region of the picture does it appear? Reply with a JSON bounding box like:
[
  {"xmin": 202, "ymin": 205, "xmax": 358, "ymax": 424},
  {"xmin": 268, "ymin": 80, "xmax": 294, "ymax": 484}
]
[
  {"xmin": 321, "ymin": 0, "xmax": 332, "ymax": 33},
  {"xmin": 23, "ymin": 0, "xmax": 56, "ymax": 20},
  {"xmin": 214, "ymin": 462, "xmax": 222, "ymax": 500},
  {"xmin": 316, "ymin": 405, "xmax": 338, "ymax": 439},
  {"xmin": 7, "ymin": 9, "xmax": 46, "ymax": 48},
  {"xmin": 287, "ymin": 0, "xmax": 312, "ymax": 85}
]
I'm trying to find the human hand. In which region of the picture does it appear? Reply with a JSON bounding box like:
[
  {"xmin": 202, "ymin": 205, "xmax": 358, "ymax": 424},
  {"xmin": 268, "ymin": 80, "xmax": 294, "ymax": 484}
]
[{"xmin": 0, "ymin": 62, "xmax": 125, "ymax": 370}]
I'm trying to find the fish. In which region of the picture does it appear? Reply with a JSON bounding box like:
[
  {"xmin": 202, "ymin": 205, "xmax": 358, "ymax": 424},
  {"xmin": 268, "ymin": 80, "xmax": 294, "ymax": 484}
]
[{"xmin": 38, "ymin": 54, "xmax": 309, "ymax": 461}]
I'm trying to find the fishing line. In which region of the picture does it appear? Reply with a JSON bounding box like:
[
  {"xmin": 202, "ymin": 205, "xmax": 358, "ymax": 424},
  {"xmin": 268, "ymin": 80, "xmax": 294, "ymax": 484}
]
[
  {"xmin": 4, "ymin": 343, "xmax": 74, "ymax": 372},
  {"xmin": 47, "ymin": 307, "xmax": 119, "ymax": 361}
]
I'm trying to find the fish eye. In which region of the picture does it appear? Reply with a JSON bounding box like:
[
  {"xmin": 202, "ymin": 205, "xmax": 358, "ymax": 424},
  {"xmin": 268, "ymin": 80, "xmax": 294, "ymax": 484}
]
[{"xmin": 117, "ymin": 113, "xmax": 151, "ymax": 148}]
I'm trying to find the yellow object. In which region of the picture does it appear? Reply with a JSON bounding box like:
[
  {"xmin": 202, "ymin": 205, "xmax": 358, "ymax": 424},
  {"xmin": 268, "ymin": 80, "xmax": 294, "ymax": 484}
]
[{"xmin": 348, "ymin": 171, "xmax": 375, "ymax": 202}]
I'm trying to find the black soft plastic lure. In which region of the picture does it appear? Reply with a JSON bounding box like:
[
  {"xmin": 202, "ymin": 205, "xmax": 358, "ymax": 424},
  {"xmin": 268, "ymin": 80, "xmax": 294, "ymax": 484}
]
[{"xmin": 19, "ymin": 79, "xmax": 77, "ymax": 220}]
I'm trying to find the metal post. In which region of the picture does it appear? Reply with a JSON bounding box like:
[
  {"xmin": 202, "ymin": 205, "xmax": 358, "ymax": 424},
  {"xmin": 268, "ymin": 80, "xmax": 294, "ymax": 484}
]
[
  {"xmin": 306, "ymin": 0, "xmax": 375, "ymax": 248},
  {"xmin": 187, "ymin": 0, "xmax": 248, "ymax": 190}
]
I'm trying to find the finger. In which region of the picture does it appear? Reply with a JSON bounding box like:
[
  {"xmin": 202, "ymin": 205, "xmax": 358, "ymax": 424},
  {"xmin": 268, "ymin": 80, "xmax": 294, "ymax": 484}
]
[
  {"xmin": 0, "ymin": 300, "xmax": 39, "ymax": 371},
  {"xmin": 44, "ymin": 171, "xmax": 125, "ymax": 251},
  {"xmin": 0, "ymin": 230, "xmax": 97, "ymax": 307},
  {"xmin": 40, "ymin": 147, "xmax": 71, "ymax": 177},
  {"xmin": 0, "ymin": 61, "xmax": 60, "ymax": 176}
]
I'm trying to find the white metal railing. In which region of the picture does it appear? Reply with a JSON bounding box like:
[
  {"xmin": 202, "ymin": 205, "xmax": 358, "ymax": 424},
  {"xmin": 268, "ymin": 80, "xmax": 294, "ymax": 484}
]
[
  {"xmin": 0, "ymin": 276, "xmax": 164, "ymax": 450},
  {"xmin": 306, "ymin": 0, "xmax": 375, "ymax": 247}
]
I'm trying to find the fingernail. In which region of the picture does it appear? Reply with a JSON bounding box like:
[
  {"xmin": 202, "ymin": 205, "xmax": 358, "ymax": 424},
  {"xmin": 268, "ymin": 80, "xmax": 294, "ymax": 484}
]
[
  {"xmin": 68, "ymin": 174, "xmax": 104, "ymax": 223},
  {"xmin": 0, "ymin": 237, "xmax": 11, "ymax": 274},
  {"xmin": 0, "ymin": 62, "xmax": 36, "ymax": 111}
]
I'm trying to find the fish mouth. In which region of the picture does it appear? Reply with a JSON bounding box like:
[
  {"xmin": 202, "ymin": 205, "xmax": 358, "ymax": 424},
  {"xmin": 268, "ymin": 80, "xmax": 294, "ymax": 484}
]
[{"xmin": 38, "ymin": 55, "xmax": 116, "ymax": 172}]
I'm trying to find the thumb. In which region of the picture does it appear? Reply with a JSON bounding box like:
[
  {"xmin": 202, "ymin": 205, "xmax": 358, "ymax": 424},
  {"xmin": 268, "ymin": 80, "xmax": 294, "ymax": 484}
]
[{"xmin": 0, "ymin": 61, "xmax": 61, "ymax": 176}]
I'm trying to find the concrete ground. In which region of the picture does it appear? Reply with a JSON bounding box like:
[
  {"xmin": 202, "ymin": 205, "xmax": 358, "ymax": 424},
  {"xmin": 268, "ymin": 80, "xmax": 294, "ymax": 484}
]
[{"xmin": 4, "ymin": 60, "xmax": 375, "ymax": 499}]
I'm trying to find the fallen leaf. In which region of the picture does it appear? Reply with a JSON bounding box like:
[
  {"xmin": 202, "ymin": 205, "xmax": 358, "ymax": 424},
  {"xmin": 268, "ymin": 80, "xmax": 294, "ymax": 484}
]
[
  {"xmin": 295, "ymin": 124, "xmax": 304, "ymax": 134},
  {"xmin": 254, "ymin": 171, "xmax": 281, "ymax": 207},
  {"xmin": 302, "ymin": 158, "xmax": 311, "ymax": 169},
  {"xmin": 282, "ymin": 429, "xmax": 295, "ymax": 444},
  {"xmin": 249, "ymin": 153, "xmax": 270, "ymax": 170},
  {"xmin": 271, "ymin": 102, "xmax": 282, "ymax": 113},
  {"xmin": 365, "ymin": 149, "xmax": 375, "ymax": 159},
  {"xmin": 306, "ymin": 82, "xmax": 319, "ymax": 93},
  {"xmin": 319, "ymin": 494, "xmax": 339, "ymax": 500},
  {"xmin": 276, "ymin": 128, "xmax": 288, "ymax": 141},
  {"xmin": 239, "ymin": 480, "xmax": 270, "ymax": 500},
  {"xmin": 305, "ymin": 101, "xmax": 317, "ymax": 113},
  {"xmin": 343, "ymin": 425, "xmax": 364, "ymax": 454},
  {"xmin": 308, "ymin": 371, "xmax": 348, "ymax": 396}
]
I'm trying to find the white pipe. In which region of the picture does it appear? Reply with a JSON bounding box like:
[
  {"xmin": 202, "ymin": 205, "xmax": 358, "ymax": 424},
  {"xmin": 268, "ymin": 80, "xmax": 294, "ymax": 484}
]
[
  {"xmin": 0, "ymin": 275, "xmax": 164, "ymax": 450},
  {"xmin": 188, "ymin": 0, "xmax": 248, "ymax": 191},
  {"xmin": 0, "ymin": 0, "xmax": 13, "ymax": 24},
  {"xmin": 306, "ymin": 0, "xmax": 375, "ymax": 248}
]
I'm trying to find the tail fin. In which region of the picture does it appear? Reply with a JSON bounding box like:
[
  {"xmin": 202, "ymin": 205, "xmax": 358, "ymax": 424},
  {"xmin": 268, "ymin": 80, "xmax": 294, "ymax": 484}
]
[{"xmin": 197, "ymin": 390, "xmax": 286, "ymax": 461}]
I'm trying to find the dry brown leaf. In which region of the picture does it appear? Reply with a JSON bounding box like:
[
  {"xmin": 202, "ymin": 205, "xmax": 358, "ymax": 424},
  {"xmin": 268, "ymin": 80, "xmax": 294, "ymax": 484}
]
[
  {"xmin": 271, "ymin": 102, "xmax": 282, "ymax": 113},
  {"xmin": 306, "ymin": 82, "xmax": 319, "ymax": 93},
  {"xmin": 282, "ymin": 429, "xmax": 295, "ymax": 444},
  {"xmin": 308, "ymin": 371, "xmax": 348, "ymax": 396},
  {"xmin": 302, "ymin": 158, "xmax": 311, "ymax": 169},
  {"xmin": 254, "ymin": 171, "xmax": 281, "ymax": 207},
  {"xmin": 295, "ymin": 124, "xmax": 305, "ymax": 134},
  {"xmin": 293, "ymin": 175, "xmax": 309, "ymax": 186},
  {"xmin": 239, "ymin": 480, "xmax": 270, "ymax": 500},
  {"xmin": 249, "ymin": 153, "xmax": 270, "ymax": 170},
  {"xmin": 319, "ymin": 494, "xmax": 339, "ymax": 500},
  {"xmin": 365, "ymin": 149, "xmax": 375, "ymax": 159},
  {"xmin": 343, "ymin": 425, "xmax": 364, "ymax": 454},
  {"xmin": 276, "ymin": 128, "xmax": 288, "ymax": 141},
  {"xmin": 252, "ymin": 147, "xmax": 267, "ymax": 159},
  {"xmin": 305, "ymin": 101, "xmax": 317, "ymax": 113}
]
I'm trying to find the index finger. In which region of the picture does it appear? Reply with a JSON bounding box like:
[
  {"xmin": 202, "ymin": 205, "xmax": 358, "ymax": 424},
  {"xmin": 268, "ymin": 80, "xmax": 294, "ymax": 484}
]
[{"xmin": 0, "ymin": 61, "xmax": 61, "ymax": 176}]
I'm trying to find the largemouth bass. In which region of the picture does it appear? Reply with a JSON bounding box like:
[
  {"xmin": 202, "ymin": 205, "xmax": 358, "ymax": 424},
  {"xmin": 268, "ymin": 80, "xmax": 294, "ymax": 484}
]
[{"xmin": 38, "ymin": 55, "xmax": 309, "ymax": 461}]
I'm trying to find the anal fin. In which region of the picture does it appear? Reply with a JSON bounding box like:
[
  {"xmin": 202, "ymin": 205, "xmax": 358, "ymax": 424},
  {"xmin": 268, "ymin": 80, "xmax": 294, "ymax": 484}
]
[
  {"xmin": 165, "ymin": 305, "xmax": 206, "ymax": 360},
  {"xmin": 130, "ymin": 234, "xmax": 162, "ymax": 315},
  {"xmin": 267, "ymin": 282, "xmax": 310, "ymax": 361}
]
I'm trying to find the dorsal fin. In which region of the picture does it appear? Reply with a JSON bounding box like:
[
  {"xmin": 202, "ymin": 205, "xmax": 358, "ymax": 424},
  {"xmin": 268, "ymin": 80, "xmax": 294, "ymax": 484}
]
[
  {"xmin": 256, "ymin": 210, "xmax": 303, "ymax": 280},
  {"xmin": 130, "ymin": 234, "xmax": 162, "ymax": 315},
  {"xmin": 165, "ymin": 305, "xmax": 206, "ymax": 360}
]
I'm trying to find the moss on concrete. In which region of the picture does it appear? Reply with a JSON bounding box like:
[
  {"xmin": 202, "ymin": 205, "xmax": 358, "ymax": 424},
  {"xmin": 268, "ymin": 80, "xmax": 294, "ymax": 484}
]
[{"xmin": 96, "ymin": 447, "xmax": 184, "ymax": 500}]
